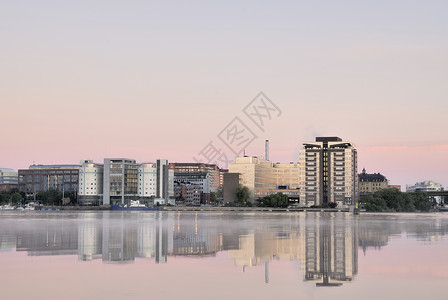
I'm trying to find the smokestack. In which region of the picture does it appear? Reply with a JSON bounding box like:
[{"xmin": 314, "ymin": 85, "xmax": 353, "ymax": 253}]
[{"xmin": 265, "ymin": 140, "xmax": 269, "ymax": 161}]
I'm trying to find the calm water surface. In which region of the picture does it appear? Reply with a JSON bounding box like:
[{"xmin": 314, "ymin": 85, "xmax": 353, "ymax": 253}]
[{"xmin": 1, "ymin": 211, "xmax": 448, "ymax": 300}]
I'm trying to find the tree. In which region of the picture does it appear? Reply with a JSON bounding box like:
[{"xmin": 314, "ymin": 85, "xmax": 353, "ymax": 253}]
[
  {"xmin": 0, "ymin": 189, "xmax": 24, "ymax": 205},
  {"xmin": 36, "ymin": 189, "xmax": 62, "ymax": 205},
  {"xmin": 412, "ymin": 191, "xmax": 432, "ymax": 212},
  {"xmin": 210, "ymin": 192, "xmax": 218, "ymax": 203},
  {"xmin": 364, "ymin": 194, "xmax": 388, "ymax": 212},
  {"xmin": 235, "ymin": 185, "xmax": 250, "ymax": 207},
  {"xmin": 363, "ymin": 188, "xmax": 434, "ymax": 212},
  {"xmin": 261, "ymin": 193, "xmax": 289, "ymax": 208},
  {"xmin": 10, "ymin": 192, "xmax": 23, "ymax": 206}
]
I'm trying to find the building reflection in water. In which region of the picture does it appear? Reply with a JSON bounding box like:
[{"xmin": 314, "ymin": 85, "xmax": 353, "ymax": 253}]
[
  {"xmin": 304, "ymin": 213, "xmax": 358, "ymax": 286},
  {"xmin": 5, "ymin": 211, "xmax": 448, "ymax": 286}
]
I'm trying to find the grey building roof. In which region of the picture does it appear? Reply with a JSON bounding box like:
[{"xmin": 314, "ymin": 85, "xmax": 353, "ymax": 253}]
[{"xmin": 358, "ymin": 168, "xmax": 387, "ymax": 182}]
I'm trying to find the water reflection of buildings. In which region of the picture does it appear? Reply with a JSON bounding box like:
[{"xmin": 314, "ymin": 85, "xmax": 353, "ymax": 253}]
[
  {"xmin": 227, "ymin": 213, "xmax": 358, "ymax": 286},
  {"xmin": 304, "ymin": 214, "xmax": 358, "ymax": 286},
  {"xmin": 5, "ymin": 212, "xmax": 448, "ymax": 287}
]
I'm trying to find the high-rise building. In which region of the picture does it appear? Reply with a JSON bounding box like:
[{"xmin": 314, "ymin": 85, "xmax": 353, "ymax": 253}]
[
  {"xmin": 156, "ymin": 159, "xmax": 174, "ymax": 201},
  {"xmin": 78, "ymin": 160, "xmax": 104, "ymax": 205},
  {"xmin": 358, "ymin": 168, "xmax": 389, "ymax": 195},
  {"xmin": 18, "ymin": 164, "xmax": 79, "ymax": 197},
  {"xmin": 103, "ymin": 158, "xmax": 138, "ymax": 205},
  {"xmin": 299, "ymin": 137, "xmax": 358, "ymax": 207}
]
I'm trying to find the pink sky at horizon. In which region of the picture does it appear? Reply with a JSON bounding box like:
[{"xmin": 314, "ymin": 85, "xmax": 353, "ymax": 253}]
[{"xmin": 1, "ymin": 1, "xmax": 447, "ymax": 190}]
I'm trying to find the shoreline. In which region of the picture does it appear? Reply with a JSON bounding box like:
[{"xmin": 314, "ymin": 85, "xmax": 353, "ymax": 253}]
[{"xmin": 25, "ymin": 205, "xmax": 352, "ymax": 213}]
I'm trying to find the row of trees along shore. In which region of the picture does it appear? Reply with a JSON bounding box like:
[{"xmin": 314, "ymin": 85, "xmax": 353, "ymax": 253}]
[
  {"xmin": 224, "ymin": 185, "xmax": 435, "ymax": 211},
  {"xmin": 2, "ymin": 186, "xmax": 435, "ymax": 211},
  {"xmin": 0, "ymin": 188, "xmax": 76, "ymax": 206},
  {"xmin": 363, "ymin": 188, "xmax": 433, "ymax": 212}
]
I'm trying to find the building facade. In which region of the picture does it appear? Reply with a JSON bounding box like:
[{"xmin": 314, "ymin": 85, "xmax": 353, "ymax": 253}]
[
  {"xmin": 18, "ymin": 164, "xmax": 79, "ymax": 197},
  {"xmin": 78, "ymin": 160, "xmax": 104, "ymax": 205},
  {"xmin": 174, "ymin": 182, "xmax": 201, "ymax": 205},
  {"xmin": 0, "ymin": 168, "xmax": 18, "ymax": 191},
  {"xmin": 228, "ymin": 156, "xmax": 301, "ymax": 201},
  {"xmin": 173, "ymin": 172, "xmax": 210, "ymax": 203},
  {"xmin": 103, "ymin": 158, "xmax": 138, "ymax": 205},
  {"xmin": 138, "ymin": 163, "xmax": 157, "ymax": 200},
  {"xmin": 358, "ymin": 168, "xmax": 389, "ymax": 195},
  {"xmin": 299, "ymin": 137, "xmax": 358, "ymax": 207},
  {"xmin": 169, "ymin": 162, "xmax": 224, "ymax": 190},
  {"xmin": 223, "ymin": 173, "xmax": 240, "ymax": 203}
]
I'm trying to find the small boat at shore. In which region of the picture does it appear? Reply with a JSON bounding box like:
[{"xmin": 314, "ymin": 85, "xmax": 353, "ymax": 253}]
[
  {"xmin": 0, "ymin": 205, "xmax": 14, "ymax": 210},
  {"xmin": 110, "ymin": 200, "xmax": 157, "ymax": 211}
]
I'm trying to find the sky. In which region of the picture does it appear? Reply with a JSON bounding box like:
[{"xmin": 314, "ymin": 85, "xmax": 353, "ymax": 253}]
[{"xmin": 1, "ymin": 0, "xmax": 447, "ymax": 190}]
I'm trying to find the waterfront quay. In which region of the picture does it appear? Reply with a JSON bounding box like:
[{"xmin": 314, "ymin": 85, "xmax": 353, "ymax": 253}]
[{"xmin": 30, "ymin": 205, "xmax": 351, "ymax": 213}]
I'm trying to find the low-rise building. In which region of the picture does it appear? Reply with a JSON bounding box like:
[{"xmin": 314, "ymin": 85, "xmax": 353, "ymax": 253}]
[
  {"xmin": 223, "ymin": 173, "xmax": 240, "ymax": 203},
  {"xmin": 0, "ymin": 168, "xmax": 18, "ymax": 191},
  {"xmin": 169, "ymin": 162, "xmax": 225, "ymax": 190},
  {"xmin": 358, "ymin": 168, "xmax": 389, "ymax": 195},
  {"xmin": 18, "ymin": 164, "xmax": 79, "ymax": 197},
  {"xmin": 388, "ymin": 185, "xmax": 401, "ymax": 191},
  {"xmin": 173, "ymin": 172, "xmax": 210, "ymax": 203},
  {"xmin": 174, "ymin": 182, "xmax": 201, "ymax": 205},
  {"xmin": 228, "ymin": 156, "xmax": 301, "ymax": 202}
]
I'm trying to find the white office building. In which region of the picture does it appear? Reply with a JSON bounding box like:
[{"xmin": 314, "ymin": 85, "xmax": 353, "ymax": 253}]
[
  {"xmin": 78, "ymin": 160, "xmax": 104, "ymax": 205},
  {"xmin": 138, "ymin": 163, "xmax": 157, "ymax": 199}
]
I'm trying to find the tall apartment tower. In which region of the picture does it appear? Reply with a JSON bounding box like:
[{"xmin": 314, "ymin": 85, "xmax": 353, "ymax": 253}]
[
  {"xmin": 156, "ymin": 159, "xmax": 171, "ymax": 200},
  {"xmin": 299, "ymin": 137, "xmax": 358, "ymax": 207}
]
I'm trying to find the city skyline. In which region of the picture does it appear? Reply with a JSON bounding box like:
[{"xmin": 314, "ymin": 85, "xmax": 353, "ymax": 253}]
[{"xmin": 1, "ymin": 1, "xmax": 447, "ymax": 191}]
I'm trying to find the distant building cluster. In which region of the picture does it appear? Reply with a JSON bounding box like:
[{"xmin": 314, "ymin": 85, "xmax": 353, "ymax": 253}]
[
  {"xmin": 406, "ymin": 180, "xmax": 444, "ymax": 204},
  {"xmin": 11, "ymin": 158, "xmax": 226, "ymax": 206},
  {"xmin": 1, "ymin": 136, "xmax": 445, "ymax": 207},
  {"xmin": 228, "ymin": 137, "xmax": 359, "ymax": 207}
]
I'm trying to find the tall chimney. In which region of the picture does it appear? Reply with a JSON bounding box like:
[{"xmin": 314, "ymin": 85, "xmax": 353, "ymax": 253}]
[{"xmin": 265, "ymin": 140, "xmax": 269, "ymax": 161}]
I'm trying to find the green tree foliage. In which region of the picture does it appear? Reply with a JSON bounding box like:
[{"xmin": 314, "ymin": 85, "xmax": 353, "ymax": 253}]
[
  {"xmin": 36, "ymin": 189, "xmax": 63, "ymax": 205},
  {"xmin": 0, "ymin": 188, "xmax": 24, "ymax": 205},
  {"xmin": 364, "ymin": 188, "xmax": 431, "ymax": 212},
  {"xmin": 210, "ymin": 186, "xmax": 224, "ymax": 205},
  {"xmin": 210, "ymin": 192, "xmax": 218, "ymax": 203},
  {"xmin": 261, "ymin": 192, "xmax": 289, "ymax": 208},
  {"xmin": 413, "ymin": 191, "xmax": 432, "ymax": 212},
  {"xmin": 235, "ymin": 185, "xmax": 250, "ymax": 207}
]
